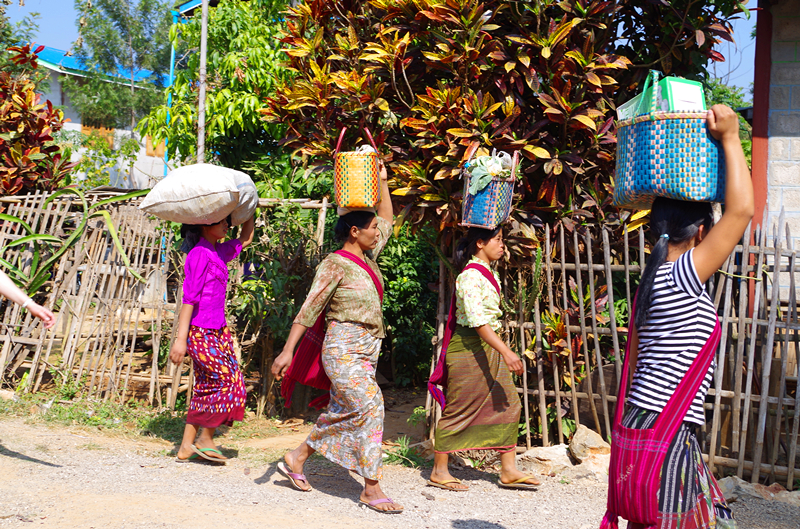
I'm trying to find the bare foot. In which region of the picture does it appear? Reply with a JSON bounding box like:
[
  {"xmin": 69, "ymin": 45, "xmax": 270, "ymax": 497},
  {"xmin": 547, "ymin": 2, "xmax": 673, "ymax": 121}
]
[
  {"xmin": 283, "ymin": 452, "xmax": 311, "ymax": 491},
  {"xmin": 175, "ymin": 444, "xmax": 195, "ymax": 460},
  {"xmin": 499, "ymin": 469, "xmax": 540, "ymax": 486},
  {"xmin": 360, "ymin": 485, "xmax": 403, "ymax": 513},
  {"xmin": 428, "ymin": 470, "xmax": 469, "ymax": 491}
]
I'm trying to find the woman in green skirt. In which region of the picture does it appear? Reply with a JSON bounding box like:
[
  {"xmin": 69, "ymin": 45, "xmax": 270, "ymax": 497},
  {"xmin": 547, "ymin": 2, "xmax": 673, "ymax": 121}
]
[{"xmin": 427, "ymin": 227, "xmax": 539, "ymax": 492}]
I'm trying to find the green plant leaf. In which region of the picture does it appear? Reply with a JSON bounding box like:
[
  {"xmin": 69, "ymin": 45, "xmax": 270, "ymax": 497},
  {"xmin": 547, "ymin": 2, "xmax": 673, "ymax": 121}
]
[
  {"xmin": 4, "ymin": 234, "xmax": 63, "ymax": 248},
  {"xmin": 0, "ymin": 213, "xmax": 33, "ymax": 234}
]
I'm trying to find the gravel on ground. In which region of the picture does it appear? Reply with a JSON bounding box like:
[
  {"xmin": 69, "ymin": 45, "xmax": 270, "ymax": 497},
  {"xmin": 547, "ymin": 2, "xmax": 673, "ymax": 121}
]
[{"xmin": 0, "ymin": 417, "xmax": 796, "ymax": 528}]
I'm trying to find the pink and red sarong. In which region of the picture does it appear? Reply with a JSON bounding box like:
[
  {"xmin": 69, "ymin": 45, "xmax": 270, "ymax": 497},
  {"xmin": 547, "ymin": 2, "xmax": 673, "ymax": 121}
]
[
  {"xmin": 601, "ymin": 308, "xmax": 736, "ymax": 529},
  {"xmin": 186, "ymin": 326, "xmax": 246, "ymax": 428}
]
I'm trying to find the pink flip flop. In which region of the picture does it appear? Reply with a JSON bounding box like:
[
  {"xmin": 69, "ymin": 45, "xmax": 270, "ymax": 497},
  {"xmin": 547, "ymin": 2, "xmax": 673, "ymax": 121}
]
[
  {"xmin": 359, "ymin": 498, "xmax": 403, "ymax": 514},
  {"xmin": 277, "ymin": 461, "xmax": 312, "ymax": 492}
]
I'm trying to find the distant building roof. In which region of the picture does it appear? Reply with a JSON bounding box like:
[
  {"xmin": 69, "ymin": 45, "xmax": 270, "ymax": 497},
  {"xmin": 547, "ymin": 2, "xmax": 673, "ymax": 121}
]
[
  {"xmin": 174, "ymin": 0, "xmax": 222, "ymax": 17},
  {"xmin": 37, "ymin": 46, "xmax": 164, "ymax": 85}
]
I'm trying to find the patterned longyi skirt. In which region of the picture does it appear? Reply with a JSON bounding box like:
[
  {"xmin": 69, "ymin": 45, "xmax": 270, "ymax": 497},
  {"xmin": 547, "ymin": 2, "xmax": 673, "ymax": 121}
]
[{"xmin": 186, "ymin": 326, "xmax": 246, "ymax": 429}]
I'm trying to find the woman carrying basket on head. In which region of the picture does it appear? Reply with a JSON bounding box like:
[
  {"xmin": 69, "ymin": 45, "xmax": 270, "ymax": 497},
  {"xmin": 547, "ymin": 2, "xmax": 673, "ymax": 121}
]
[
  {"xmin": 600, "ymin": 105, "xmax": 752, "ymax": 529},
  {"xmin": 426, "ymin": 227, "xmax": 540, "ymax": 492},
  {"xmin": 271, "ymin": 161, "xmax": 403, "ymax": 514},
  {"xmin": 170, "ymin": 214, "xmax": 255, "ymax": 463}
]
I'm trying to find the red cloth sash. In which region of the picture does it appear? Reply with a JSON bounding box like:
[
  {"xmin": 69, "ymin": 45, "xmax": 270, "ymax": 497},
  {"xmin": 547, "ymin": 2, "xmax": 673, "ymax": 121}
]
[
  {"xmin": 600, "ymin": 299, "xmax": 721, "ymax": 529},
  {"xmin": 427, "ymin": 262, "xmax": 500, "ymax": 411},
  {"xmin": 280, "ymin": 249, "xmax": 384, "ymax": 409}
]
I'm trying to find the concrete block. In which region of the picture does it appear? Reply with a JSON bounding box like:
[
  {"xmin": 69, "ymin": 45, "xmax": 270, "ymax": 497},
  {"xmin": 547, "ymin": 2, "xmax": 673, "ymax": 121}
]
[
  {"xmin": 774, "ymin": 41, "xmax": 798, "ymax": 63},
  {"xmin": 770, "ymin": 161, "xmax": 800, "ymax": 185},
  {"xmin": 771, "ymin": 85, "xmax": 792, "ymax": 109},
  {"xmin": 782, "ymin": 187, "xmax": 800, "ymax": 211},
  {"xmin": 774, "ymin": 17, "xmax": 800, "ymax": 41},
  {"xmin": 770, "ymin": 137, "xmax": 790, "ymax": 159},
  {"xmin": 768, "ymin": 187, "xmax": 783, "ymax": 211},
  {"xmin": 793, "ymin": 88, "xmax": 800, "ymax": 109},
  {"xmin": 791, "ymin": 138, "xmax": 800, "ymax": 160},
  {"xmin": 769, "ymin": 111, "xmax": 800, "ymax": 136},
  {"xmin": 772, "ymin": 63, "xmax": 800, "ymax": 84}
]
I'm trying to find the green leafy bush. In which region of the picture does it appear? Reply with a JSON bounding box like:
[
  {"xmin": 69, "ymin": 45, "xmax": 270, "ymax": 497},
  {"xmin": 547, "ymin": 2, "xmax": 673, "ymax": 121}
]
[{"xmin": 379, "ymin": 224, "xmax": 438, "ymax": 386}]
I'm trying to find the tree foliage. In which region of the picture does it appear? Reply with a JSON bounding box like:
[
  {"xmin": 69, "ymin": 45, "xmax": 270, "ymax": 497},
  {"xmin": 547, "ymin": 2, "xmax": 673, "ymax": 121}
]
[
  {"xmin": 138, "ymin": 0, "xmax": 291, "ymax": 171},
  {"xmin": 263, "ymin": 0, "xmax": 747, "ymax": 231},
  {"xmin": 0, "ymin": 45, "xmax": 75, "ymax": 195},
  {"xmin": 64, "ymin": 0, "xmax": 172, "ymax": 130}
]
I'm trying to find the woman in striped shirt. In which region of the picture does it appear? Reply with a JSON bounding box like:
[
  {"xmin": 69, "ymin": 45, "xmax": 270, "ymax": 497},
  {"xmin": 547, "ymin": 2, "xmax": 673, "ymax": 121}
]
[{"xmin": 607, "ymin": 105, "xmax": 753, "ymax": 529}]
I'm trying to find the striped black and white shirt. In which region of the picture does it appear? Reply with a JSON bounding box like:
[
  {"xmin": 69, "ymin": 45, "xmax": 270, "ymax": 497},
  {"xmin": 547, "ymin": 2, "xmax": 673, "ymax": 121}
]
[{"xmin": 628, "ymin": 248, "xmax": 717, "ymax": 425}]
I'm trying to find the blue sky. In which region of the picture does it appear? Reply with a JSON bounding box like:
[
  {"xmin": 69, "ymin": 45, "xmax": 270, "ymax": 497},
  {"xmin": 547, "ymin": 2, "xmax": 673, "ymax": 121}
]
[{"xmin": 7, "ymin": 0, "xmax": 758, "ymax": 97}]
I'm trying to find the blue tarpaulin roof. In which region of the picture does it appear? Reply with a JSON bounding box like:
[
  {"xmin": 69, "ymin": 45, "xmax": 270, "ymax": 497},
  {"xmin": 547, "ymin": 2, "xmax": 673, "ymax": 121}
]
[{"xmin": 36, "ymin": 46, "xmax": 164, "ymax": 84}]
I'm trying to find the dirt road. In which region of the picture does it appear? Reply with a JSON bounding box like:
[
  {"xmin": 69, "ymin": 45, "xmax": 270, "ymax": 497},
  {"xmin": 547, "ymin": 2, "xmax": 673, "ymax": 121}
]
[{"xmin": 1, "ymin": 416, "xmax": 797, "ymax": 528}]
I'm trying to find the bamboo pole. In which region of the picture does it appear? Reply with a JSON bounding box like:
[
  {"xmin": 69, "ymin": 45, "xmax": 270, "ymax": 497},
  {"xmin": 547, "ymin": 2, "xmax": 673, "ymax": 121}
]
[
  {"xmin": 545, "ymin": 225, "xmax": 563, "ymax": 443},
  {"xmin": 585, "ymin": 230, "xmax": 611, "ymax": 439},
  {"xmin": 572, "ymin": 229, "xmax": 600, "ymax": 433},
  {"xmin": 784, "ymin": 225, "xmax": 798, "ymax": 490},
  {"xmin": 707, "ymin": 248, "xmax": 736, "ymax": 473},
  {"xmin": 732, "ymin": 222, "xmax": 754, "ymax": 451},
  {"xmin": 738, "ymin": 209, "xmax": 769, "ymax": 479}
]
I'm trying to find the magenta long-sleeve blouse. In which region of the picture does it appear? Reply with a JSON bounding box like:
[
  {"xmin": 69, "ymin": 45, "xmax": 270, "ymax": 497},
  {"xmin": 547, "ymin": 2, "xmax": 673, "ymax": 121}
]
[{"xmin": 182, "ymin": 238, "xmax": 242, "ymax": 329}]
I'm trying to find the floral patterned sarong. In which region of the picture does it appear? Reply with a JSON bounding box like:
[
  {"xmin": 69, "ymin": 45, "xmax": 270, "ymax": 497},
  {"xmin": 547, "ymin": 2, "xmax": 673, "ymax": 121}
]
[
  {"xmin": 306, "ymin": 320, "xmax": 384, "ymax": 480},
  {"xmin": 186, "ymin": 326, "xmax": 246, "ymax": 428}
]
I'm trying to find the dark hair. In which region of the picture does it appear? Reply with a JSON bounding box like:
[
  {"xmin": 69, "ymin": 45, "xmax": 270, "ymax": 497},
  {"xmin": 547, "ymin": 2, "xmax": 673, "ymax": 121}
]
[
  {"xmin": 180, "ymin": 224, "xmax": 202, "ymax": 253},
  {"xmin": 634, "ymin": 197, "xmax": 714, "ymax": 329},
  {"xmin": 179, "ymin": 215, "xmax": 231, "ymax": 253},
  {"xmin": 334, "ymin": 211, "xmax": 377, "ymax": 243},
  {"xmin": 454, "ymin": 226, "xmax": 502, "ymax": 271}
]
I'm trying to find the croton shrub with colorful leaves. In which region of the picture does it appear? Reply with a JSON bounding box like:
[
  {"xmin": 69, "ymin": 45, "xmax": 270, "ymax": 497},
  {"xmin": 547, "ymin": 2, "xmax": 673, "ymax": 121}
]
[
  {"xmin": 263, "ymin": 0, "xmax": 746, "ymax": 240},
  {"xmin": 0, "ymin": 45, "xmax": 75, "ymax": 195}
]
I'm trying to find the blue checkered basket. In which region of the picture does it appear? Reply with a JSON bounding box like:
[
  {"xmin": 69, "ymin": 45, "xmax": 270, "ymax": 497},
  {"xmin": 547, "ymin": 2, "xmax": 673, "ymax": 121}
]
[
  {"xmin": 461, "ymin": 149, "xmax": 518, "ymax": 229},
  {"xmin": 613, "ymin": 71, "xmax": 726, "ymax": 209}
]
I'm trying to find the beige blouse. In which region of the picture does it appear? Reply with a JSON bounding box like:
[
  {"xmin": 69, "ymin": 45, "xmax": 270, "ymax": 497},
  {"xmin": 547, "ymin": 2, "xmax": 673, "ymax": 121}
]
[{"xmin": 294, "ymin": 216, "xmax": 392, "ymax": 338}]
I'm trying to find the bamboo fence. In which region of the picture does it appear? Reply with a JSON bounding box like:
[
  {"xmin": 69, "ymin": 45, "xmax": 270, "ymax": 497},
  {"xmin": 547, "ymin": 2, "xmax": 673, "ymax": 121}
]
[
  {"xmin": 425, "ymin": 211, "xmax": 799, "ymax": 488},
  {"xmin": 0, "ymin": 192, "xmax": 331, "ymax": 411},
  {"xmin": 2, "ymin": 190, "xmax": 797, "ymax": 487}
]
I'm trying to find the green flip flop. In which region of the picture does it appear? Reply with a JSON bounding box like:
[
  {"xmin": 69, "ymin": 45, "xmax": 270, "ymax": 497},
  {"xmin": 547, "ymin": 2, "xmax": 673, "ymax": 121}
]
[
  {"xmin": 175, "ymin": 453, "xmax": 201, "ymax": 463},
  {"xmin": 191, "ymin": 445, "xmax": 227, "ymax": 464}
]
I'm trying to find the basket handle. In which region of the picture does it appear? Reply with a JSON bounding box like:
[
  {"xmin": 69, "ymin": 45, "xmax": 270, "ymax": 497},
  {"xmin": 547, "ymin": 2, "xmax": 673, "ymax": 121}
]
[
  {"xmin": 335, "ymin": 128, "xmax": 347, "ymax": 155},
  {"xmin": 511, "ymin": 150, "xmax": 520, "ymax": 180},
  {"xmin": 635, "ymin": 70, "xmax": 661, "ymax": 117},
  {"xmin": 334, "ymin": 127, "xmax": 380, "ymax": 155}
]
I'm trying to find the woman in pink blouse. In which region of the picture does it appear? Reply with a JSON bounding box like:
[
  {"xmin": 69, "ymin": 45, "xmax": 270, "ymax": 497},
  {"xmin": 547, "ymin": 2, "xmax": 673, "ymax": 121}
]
[{"xmin": 169, "ymin": 214, "xmax": 254, "ymax": 463}]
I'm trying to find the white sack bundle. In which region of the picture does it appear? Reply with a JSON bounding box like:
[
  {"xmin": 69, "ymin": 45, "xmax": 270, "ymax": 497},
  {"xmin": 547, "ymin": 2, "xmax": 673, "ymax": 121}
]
[{"xmin": 140, "ymin": 164, "xmax": 258, "ymax": 226}]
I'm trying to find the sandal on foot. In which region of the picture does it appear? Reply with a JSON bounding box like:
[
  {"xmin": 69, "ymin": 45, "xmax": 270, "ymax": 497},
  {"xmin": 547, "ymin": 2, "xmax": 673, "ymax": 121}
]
[
  {"xmin": 277, "ymin": 461, "xmax": 312, "ymax": 492},
  {"xmin": 175, "ymin": 453, "xmax": 201, "ymax": 463},
  {"xmin": 426, "ymin": 478, "xmax": 469, "ymax": 491},
  {"xmin": 359, "ymin": 498, "xmax": 403, "ymax": 514},
  {"xmin": 191, "ymin": 445, "xmax": 227, "ymax": 463},
  {"xmin": 498, "ymin": 476, "xmax": 540, "ymax": 489}
]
